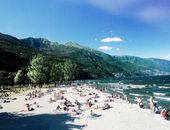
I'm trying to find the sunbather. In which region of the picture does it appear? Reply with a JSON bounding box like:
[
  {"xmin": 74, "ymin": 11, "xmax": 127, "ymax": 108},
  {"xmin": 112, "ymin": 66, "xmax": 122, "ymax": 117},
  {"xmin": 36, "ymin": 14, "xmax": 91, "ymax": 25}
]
[
  {"xmin": 90, "ymin": 110, "xmax": 102, "ymax": 118},
  {"xmin": 161, "ymin": 108, "xmax": 168, "ymax": 120},
  {"xmin": 26, "ymin": 102, "xmax": 39, "ymax": 111},
  {"xmin": 26, "ymin": 104, "xmax": 34, "ymax": 111},
  {"xmin": 102, "ymin": 103, "xmax": 111, "ymax": 110}
]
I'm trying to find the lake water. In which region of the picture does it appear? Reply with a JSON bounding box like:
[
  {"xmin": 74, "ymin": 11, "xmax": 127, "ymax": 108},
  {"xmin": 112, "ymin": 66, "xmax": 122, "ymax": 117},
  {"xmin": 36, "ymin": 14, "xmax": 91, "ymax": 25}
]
[{"xmin": 78, "ymin": 75, "xmax": 170, "ymax": 109}]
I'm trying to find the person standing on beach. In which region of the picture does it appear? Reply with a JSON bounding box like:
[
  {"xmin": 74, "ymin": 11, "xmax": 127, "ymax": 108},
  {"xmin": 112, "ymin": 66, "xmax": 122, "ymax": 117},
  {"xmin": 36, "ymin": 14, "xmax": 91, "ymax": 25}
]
[
  {"xmin": 75, "ymin": 99, "xmax": 81, "ymax": 110},
  {"xmin": 0, "ymin": 99, "xmax": 3, "ymax": 109},
  {"xmin": 136, "ymin": 97, "xmax": 144, "ymax": 108},
  {"xmin": 149, "ymin": 96, "xmax": 154, "ymax": 111}
]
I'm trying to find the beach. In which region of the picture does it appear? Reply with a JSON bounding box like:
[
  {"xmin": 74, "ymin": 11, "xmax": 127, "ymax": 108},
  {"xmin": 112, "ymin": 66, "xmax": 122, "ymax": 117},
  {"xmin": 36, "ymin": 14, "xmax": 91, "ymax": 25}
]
[{"xmin": 0, "ymin": 85, "xmax": 170, "ymax": 130}]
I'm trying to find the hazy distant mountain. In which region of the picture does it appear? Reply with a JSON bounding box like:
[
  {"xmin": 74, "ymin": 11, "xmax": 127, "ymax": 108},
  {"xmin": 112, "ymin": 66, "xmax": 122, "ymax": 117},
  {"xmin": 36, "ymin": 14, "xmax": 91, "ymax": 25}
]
[
  {"xmin": 0, "ymin": 32, "xmax": 170, "ymax": 79},
  {"xmin": 113, "ymin": 56, "xmax": 170, "ymax": 75}
]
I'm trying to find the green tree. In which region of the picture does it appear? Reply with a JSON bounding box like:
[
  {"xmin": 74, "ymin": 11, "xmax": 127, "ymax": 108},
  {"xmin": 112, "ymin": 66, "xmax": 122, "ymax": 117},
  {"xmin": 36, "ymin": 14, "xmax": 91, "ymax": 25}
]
[
  {"xmin": 14, "ymin": 68, "xmax": 29, "ymax": 86},
  {"xmin": 0, "ymin": 71, "xmax": 15, "ymax": 90},
  {"xmin": 7, "ymin": 72, "xmax": 15, "ymax": 86},
  {"xmin": 63, "ymin": 60, "xmax": 77, "ymax": 81},
  {"xmin": 27, "ymin": 55, "xmax": 49, "ymax": 87},
  {"xmin": 50, "ymin": 60, "xmax": 77, "ymax": 85},
  {"xmin": 50, "ymin": 62, "xmax": 63, "ymax": 86},
  {"xmin": 0, "ymin": 71, "xmax": 8, "ymax": 89}
]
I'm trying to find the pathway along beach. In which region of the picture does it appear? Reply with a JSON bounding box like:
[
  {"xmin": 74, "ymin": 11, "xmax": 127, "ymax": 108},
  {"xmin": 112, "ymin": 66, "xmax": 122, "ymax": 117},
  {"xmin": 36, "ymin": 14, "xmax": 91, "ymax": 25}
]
[{"xmin": 0, "ymin": 85, "xmax": 170, "ymax": 130}]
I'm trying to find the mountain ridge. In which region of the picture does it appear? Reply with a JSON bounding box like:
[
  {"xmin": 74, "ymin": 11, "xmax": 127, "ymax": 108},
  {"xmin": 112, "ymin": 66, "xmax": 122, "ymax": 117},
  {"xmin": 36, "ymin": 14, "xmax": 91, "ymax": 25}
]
[{"xmin": 0, "ymin": 32, "xmax": 170, "ymax": 78}]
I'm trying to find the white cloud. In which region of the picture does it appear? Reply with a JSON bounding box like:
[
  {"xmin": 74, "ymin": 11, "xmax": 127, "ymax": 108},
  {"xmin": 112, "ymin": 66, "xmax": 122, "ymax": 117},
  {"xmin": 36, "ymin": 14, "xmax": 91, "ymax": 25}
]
[
  {"xmin": 99, "ymin": 46, "xmax": 112, "ymax": 51},
  {"xmin": 101, "ymin": 37, "xmax": 123, "ymax": 42},
  {"xmin": 164, "ymin": 54, "xmax": 170, "ymax": 61},
  {"xmin": 116, "ymin": 48, "xmax": 120, "ymax": 51}
]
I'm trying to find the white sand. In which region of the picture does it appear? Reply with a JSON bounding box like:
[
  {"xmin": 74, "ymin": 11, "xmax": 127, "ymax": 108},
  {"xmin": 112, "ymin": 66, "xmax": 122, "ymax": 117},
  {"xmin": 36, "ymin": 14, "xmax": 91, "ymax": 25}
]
[{"xmin": 0, "ymin": 85, "xmax": 170, "ymax": 130}]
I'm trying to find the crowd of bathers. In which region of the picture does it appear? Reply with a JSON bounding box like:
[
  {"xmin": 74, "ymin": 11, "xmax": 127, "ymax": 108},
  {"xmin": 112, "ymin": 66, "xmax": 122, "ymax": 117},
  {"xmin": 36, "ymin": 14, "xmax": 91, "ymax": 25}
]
[
  {"xmin": 25, "ymin": 89, "xmax": 43, "ymax": 100},
  {"xmin": 0, "ymin": 85, "xmax": 169, "ymax": 122},
  {"xmin": 47, "ymin": 86, "xmax": 114, "ymax": 117},
  {"xmin": 25, "ymin": 88, "xmax": 53, "ymax": 111},
  {"xmin": 135, "ymin": 96, "xmax": 170, "ymax": 120}
]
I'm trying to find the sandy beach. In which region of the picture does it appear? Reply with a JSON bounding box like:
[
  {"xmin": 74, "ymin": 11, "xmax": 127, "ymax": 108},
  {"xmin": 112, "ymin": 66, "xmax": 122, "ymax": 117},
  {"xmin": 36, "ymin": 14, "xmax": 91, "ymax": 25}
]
[{"xmin": 0, "ymin": 85, "xmax": 170, "ymax": 130}]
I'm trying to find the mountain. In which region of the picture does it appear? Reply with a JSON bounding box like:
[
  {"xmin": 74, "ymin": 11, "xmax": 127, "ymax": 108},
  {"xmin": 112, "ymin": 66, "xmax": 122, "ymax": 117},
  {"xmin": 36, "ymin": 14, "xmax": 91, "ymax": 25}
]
[
  {"xmin": 21, "ymin": 37, "xmax": 59, "ymax": 50},
  {"xmin": 0, "ymin": 33, "xmax": 38, "ymax": 72},
  {"xmin": 21, "ymin": 38, "xmax": 129, "ymax": 78},
  {"xmin": 113, "ymin": 56, "xmax": 170, "ymax": 76},
  {"xmin": 0, "ymin": 32, "xmax": 170, "ymax": 79}
]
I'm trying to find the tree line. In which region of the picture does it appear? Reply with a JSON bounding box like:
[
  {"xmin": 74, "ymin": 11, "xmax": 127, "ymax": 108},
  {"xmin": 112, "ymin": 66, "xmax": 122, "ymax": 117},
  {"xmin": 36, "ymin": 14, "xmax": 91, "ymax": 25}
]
[{"xmin": 0, "ymin": 54, "xmax": 77, "ymax": 89}]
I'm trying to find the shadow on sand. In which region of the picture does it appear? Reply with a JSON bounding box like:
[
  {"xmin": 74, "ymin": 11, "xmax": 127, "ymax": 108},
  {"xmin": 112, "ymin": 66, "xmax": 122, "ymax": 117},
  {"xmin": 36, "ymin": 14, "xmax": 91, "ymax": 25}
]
[{"xmin": 0, "ymin": 112, "xmax": 85, "ymax": 130}]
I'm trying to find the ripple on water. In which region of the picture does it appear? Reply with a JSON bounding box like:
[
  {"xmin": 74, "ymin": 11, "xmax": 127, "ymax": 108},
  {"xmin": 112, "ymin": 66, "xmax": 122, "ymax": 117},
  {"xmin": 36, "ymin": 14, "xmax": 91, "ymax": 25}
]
[
  {"xmin": 153, "ymin": 92, "xmax": 166, "ymax": 96},
  {"xmin": 155, "ymin": 96, "xmax": 170, "ymax": 102}
]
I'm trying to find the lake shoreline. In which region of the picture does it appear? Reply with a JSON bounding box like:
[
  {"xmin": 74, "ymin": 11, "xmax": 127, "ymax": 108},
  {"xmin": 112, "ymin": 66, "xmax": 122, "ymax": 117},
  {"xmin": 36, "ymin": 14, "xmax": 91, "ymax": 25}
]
[{"xmin": 0, "ymin": 84, "xmax": 170, "ymax": 130}]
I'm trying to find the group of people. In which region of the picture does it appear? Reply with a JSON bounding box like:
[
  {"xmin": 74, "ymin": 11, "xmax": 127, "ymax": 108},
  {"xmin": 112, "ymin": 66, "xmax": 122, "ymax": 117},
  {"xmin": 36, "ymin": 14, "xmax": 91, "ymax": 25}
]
[
  {"xmin": 56, "ymin": 98, "xmax": 77, "ymax": 111},
  {"xmin": 25, "ymin": 88, "xmax": 53, "ymax": 111},
  {"xmin": 49, "ymin": 86, "xmax": 113, "ymax": 118},
  {"xmin": 150, "ymin": 96, "xmax": 170, "ymax": 120},
  {"xmin": 25, "ymin": 89, "xmax": 43, "ymax": 101},
  {"xmin": 0, "ymin": 92, "xmax": 10, "ymax": 98},
  {"xmin": 136, "ymin": 96, "xmax": 170, "ymax": 120},
  {"xmin": 23, "ymin": 85, "xmax": 169, "ymax": 122}
]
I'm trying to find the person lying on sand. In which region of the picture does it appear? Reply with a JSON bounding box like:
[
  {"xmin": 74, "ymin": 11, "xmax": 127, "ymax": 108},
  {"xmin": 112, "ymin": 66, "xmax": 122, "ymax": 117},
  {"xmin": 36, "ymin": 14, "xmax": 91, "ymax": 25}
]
[
  {"xmin": 56, "ymin": 104, "xmax": 71, "ymax": 112},
  {"xmin": 104, "ymin": 98, "xmax": 114, "ymax": 102},
  {"xmin": 56, "ymin": 105, "xmax": 62, "ymax": 111},
  {"xmin": 55, "ymin": 99, "xmax": 74, "ymax": 112},
  {"xmin": 102, "ymin": 103, "xmax": 111, "ymax": 110},
  {"xmin": 86, "ymin": 99, "xmax": 93, "ymax": 108},
  {"xmin": 105, "ymin": 95, "xmax": 115, "ymax": 102},
  {"xmin": 89, "ymin": 110, "xmax": 102, "ymax": 118},
  {"xmin": 46, "ymin": 88, "xmax": 54, "ymax": 94},
  {"xmin": 94, "ymin": 105, "xmax": 100, "ymax": 110},
  {"xmin": 64, "ymin": 98, "xmax": 74, "ymax": 107},
  {"xmin": 72, "ymin": 109, "xmax": 82, "ymax": 115},
  {"xmin": 89, "ymin": 93, "xmax": 100, "ymax": 99},
  {"xmin": 79, "ymin": 93, "xmax": 86, "ymax": 97},
  {"xmin": 26, "ymin": 104, "xmax": 34, "ymax": 111},
  {"xmin": 49, "ymin": 97, "xmax": 56, "ymax": 103},
  {"xmin": 26, "ymin": 102, "xmax": 39, "ymax": 111}
]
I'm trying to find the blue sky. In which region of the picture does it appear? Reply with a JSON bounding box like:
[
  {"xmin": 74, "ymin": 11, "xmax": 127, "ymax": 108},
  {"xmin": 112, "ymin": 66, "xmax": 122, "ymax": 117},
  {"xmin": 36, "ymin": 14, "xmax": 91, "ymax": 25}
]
[{"xmin": 0, "ymin": 0, "xmax": 170, "ymax": 60}]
